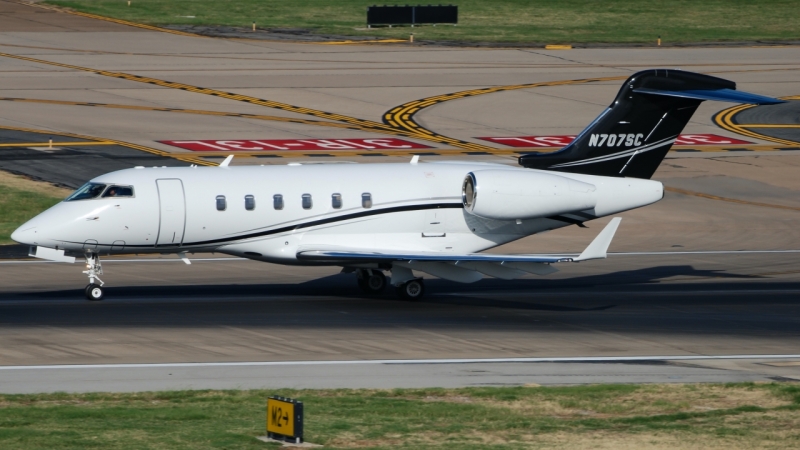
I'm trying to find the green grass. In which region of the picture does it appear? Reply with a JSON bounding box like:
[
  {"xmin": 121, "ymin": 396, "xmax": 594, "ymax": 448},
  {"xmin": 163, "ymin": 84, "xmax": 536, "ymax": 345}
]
[
  {"xmin": 44, "ymin": 0, "xmax": 800, "ymax": 44},
  {"xmin": 0, "ymin": 184, "xmax": 64, "ymax": 245},
  {"xmin": 1, "ymin": 384, "xmax": 799, "ymax": 449}
]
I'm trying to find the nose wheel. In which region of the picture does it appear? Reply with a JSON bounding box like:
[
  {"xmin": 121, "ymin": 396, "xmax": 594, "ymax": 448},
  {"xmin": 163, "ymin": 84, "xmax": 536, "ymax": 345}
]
[
  {"xmin": 85, "ymin": 283, "xmax": 104, "ymax": 301},
  {"xmin": 82, "ymin": 252, "xmax": 105, "ymax": 301}
]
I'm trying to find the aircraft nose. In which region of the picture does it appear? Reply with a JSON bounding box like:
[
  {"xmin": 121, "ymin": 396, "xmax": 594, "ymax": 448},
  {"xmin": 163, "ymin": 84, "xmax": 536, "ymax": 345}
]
[{"xmin": 11, "ymin": 225, "xmax": 36, "ymax": 245}]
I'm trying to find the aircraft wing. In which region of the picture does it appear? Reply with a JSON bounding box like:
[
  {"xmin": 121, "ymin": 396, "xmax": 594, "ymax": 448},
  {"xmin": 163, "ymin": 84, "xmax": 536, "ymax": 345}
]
[{"xmin": 297, "ymin": 218, "xmax": 621, "ymax": 282}]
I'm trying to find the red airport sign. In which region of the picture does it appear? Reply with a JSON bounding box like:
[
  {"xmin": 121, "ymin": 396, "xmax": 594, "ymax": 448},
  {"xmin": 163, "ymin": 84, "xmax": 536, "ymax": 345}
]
[
  {"xmin": 478, "ymin": 134, "xmax": 752, "ymax": 147},
  {"xmin": 160, "ymin": 138, "xmax": 431, "ymax": 152}
]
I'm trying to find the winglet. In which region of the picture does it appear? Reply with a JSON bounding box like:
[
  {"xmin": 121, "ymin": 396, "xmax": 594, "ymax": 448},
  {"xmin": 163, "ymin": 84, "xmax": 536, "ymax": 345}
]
[
  {"xmin": 219, "ymin": 155, "xmax": 234, "ymax": 167},
  {"xmin": 574, "ymin": 217, "xmax": 621, "ymax": 261}
]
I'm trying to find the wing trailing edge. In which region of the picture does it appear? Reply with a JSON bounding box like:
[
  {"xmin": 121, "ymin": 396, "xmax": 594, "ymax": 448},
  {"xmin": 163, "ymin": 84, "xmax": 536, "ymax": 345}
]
[{"xmin": 296, "ymin": 218, "xmax": 622, "ymax": 282}]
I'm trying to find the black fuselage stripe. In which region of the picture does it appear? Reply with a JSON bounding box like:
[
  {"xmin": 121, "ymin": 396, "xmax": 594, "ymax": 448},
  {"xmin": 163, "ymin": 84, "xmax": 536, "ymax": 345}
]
[{"xmin": 65, "ymin": 202, "xmax": 465, "ymax": 249}]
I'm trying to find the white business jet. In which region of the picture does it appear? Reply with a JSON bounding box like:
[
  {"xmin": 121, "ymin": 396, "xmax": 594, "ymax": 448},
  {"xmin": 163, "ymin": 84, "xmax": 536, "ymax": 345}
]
[{"xmin": 12, "ymin": 70, "xmax": 782, "ymax": 300}]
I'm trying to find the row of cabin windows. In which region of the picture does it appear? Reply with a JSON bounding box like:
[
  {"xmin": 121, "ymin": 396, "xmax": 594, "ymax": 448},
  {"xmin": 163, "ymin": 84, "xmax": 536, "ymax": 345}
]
[{"xmin": 215, "ymin": 193, "xmax": 372, "ymax": 211}]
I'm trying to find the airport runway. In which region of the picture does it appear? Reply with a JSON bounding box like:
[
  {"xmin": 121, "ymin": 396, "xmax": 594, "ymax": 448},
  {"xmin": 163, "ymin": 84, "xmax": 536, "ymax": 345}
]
[
  {"xmin": 1, "ymin": 0, "xmax": 800, "ymax": 392},
  {"xmin": 1, "ymin": 252, "xmax": 800, "ymax": 392}
]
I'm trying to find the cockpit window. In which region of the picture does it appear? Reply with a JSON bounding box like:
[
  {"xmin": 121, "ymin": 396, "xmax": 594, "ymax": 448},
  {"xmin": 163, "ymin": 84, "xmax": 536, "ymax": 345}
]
[
  {"xmin": 102, "ymin": 185, "xmax": 134, "ymax": 198},
  {"xmin": 65, "ymin": 183, "xmax": 134, "ymax": 201},
  {"xmin": 65, "ymin": 183, "xmax": 107, "ymax": 201}
]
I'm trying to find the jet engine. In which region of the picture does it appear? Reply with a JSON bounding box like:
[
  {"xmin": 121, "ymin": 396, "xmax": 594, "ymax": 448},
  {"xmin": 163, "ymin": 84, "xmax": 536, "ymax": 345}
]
[{"xmin": 462, "ymin": 170, "xmax": 597, "ymax": 220}]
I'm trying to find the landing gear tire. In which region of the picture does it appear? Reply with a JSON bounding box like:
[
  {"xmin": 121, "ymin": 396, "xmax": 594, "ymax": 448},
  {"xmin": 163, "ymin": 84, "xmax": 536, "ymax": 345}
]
[
  {"xmin": 396, "ymin": 279, "xmax": 425, "ymax": 301},
  {"xmin": 357, "ymin": 270, "xmax": 386, "ymax": 294},
  {"xmin": 85, "ymin": 283, "xmax": 104, "ymax": 301}
]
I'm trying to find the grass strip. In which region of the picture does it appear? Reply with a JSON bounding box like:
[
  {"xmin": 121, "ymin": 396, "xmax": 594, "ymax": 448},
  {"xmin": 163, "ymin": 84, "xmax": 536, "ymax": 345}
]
[
  {"xmin": 1, "ymin": 383, "xmax": 799, "ymax": 449},
  {"xmin": 43, "ymin": 0, "xmax": 800, "ymax": 44},
  {"xmin": 0, "ymin": 172, "xmax": 71, "ymax": 245}
]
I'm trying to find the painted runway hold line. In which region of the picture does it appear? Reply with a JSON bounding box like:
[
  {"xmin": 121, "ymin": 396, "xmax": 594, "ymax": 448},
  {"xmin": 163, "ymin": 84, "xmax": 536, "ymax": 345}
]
[
  {"xmin": 161, "ymin": 138, "xmax": 431, "ymax": 152},
  {"xmin": 479, "ymin": 134, "xmax": 753, "ymax": 148},
  {"xmin": 3, "ymin": 354, "xmax": 800, "ymax": 370}
]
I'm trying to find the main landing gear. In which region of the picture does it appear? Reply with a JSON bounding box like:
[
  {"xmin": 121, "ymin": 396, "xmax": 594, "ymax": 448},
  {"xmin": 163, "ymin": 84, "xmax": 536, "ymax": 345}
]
[
  {"xmin": 395, "ymin": 278, "xmax": 425, "ymax": 301},
  {"xmin": 355, "ymin": 268, "xmax": 425, "ymax": 300},
  {"xmin": 83, "ymin": 252, "xmax": 104, "ymax": 301},
  {"xmin": 356, "ymin": 269, "xmax": 386, "ymax": 294}
]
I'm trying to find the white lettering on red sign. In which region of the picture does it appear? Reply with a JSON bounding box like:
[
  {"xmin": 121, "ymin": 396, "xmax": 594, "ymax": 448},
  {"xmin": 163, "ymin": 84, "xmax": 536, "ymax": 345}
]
[
  {"xmin": 159, "ymin": 138, "xmax": 431, "ymax": 152},
  {"xmin": 477, "ymin": 134, "xmax": 751, "ymax": 147}
]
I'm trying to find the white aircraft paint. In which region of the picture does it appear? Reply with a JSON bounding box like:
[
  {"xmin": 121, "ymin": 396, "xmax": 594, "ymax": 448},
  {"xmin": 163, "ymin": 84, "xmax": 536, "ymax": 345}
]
[{"xmin": 12, "ymin": 160, "xmax": 662, "ymax": 298}]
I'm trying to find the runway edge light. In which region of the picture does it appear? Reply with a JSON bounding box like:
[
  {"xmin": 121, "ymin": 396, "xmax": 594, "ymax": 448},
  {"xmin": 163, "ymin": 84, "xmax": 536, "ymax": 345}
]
[{"xmin": 266, "ymin": 396, "xmax": 304, "ymax": 444}]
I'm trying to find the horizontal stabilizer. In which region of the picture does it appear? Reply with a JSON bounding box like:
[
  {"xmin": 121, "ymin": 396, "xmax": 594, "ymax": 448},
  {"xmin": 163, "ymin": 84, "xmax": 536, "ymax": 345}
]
[
  {"xmin": 633, "ymin": 87, "xmax": 784, "ymax": 105},
  {"xmin": 574, "ymin": 217, "xmax": 621, "ymax": 261}
]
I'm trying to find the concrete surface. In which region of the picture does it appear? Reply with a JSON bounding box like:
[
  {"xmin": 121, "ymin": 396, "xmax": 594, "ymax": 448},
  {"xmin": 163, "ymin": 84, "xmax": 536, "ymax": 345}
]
[{"xmin": 1, "ymin": 0, "xmax": 800, "ymax": 392}]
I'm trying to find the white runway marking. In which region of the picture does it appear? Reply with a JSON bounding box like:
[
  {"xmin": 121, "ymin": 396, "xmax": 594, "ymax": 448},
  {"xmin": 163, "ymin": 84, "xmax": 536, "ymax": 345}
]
[{"xmin": 2, "ymin": 354, "xmax": 799, "ymax": 371}]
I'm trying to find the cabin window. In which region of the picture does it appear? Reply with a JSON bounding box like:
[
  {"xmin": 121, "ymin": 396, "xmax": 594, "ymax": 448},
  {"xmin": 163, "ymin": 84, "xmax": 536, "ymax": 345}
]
[
  {"xmin": 331, "ymin": 193, "xmax": 342, "ymax": 209},
  {"xmin": 244, "ymin": 195, "xmax": 255, "ymax": 211},
  {"xmin": 302, "ymin": 193, "xmax": 313, "ymax": 210},
  {"xmin": 216, "ymin": 195, "xmax": 226, "ymax": 211},
  {"xmin": 102, "ymin": 185, "xmax": 134, "ymax": 198},
  {"xmin": 65, "ymin": 183, "xmax": 106, "ymax": 201},
  {"xmin": 361, "ymin": 192, "xmax": 372, "ymax": 209},
  {"xmin": 273, "ymin": 194, "xmax": 284, "ymax": 210}
]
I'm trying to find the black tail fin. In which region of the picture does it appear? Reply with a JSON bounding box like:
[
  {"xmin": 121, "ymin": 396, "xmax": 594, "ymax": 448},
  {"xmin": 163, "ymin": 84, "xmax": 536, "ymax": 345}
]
[{"xmin": 518, "ymin": 69, "xmax": 783, "ymax": 179}]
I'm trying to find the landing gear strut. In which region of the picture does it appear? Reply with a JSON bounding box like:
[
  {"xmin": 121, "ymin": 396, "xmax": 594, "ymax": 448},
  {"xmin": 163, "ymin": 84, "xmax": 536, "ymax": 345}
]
[
  {"xmin": 83, "ymin": 252, "xmax": 104, "ymax": 301},
  {"xmin": 356, "ymin": 269, "xmax": 386, "ymax": 294}
]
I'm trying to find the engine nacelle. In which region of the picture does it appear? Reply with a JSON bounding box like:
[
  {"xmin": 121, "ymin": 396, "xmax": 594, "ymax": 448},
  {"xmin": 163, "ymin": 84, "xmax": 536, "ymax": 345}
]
[{"xmin": 462, "ymin": 170, "xmax": 597, "ymax": 220}]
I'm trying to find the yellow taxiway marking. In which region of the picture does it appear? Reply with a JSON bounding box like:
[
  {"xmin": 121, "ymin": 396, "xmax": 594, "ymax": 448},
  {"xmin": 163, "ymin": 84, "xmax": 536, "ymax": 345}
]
[
  {"xmin": 713, "ymin": 96, "xmax": 800, "ymax": 146},
  {"xmin": 0, "ymin": 97, "xmax": 372, "ymax": 132},
  {"xmin": 0, "ymin": 125, "xmax": 214, "ymax": 166},
  {"xmin": 0, "ymin": 141, "xmax": 115, "ymax": 147},
  {"xmin": 734, "ymin": 124, "xmax": 800, "ymax": 128},
  {"xmin": 320, "ymin": 39, "xmax": 408, "ymax": 45},
  {"xmin": 666, "ymin": 187, "xmax": 800, "ymax": 212},
  {"xmin": 0, "ymin": 52, "xmax": 492, "ymax": 151},
  {"xmin": 3, "ymin": 48, "xmax": 798, "ymax": 155},
  {"xmin": 383, "ymin": 76, "xmax": 628, "ymax": 139},
  {"xmin": 10, "ymin": 0, "xmax": 201, "ymax": 37},
  {"xmin": 382, "ymin": 69, "xmax": 800, "ymax": 150},
  {"xmin": 544, "ymin": 45, "xmax": 573, "ymax": 50}
]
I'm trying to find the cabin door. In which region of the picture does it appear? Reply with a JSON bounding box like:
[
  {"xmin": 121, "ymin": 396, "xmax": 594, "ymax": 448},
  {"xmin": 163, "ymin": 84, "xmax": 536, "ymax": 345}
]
[{"xmin": 156, "ymin": 179, "xmax": 186, "ymax": 246}]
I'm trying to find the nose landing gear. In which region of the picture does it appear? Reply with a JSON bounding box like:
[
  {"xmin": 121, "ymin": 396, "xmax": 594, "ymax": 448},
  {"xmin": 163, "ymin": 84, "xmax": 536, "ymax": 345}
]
[{"xmin": 83, "ymin": 252, "xmax": 104, "ymax": 301}]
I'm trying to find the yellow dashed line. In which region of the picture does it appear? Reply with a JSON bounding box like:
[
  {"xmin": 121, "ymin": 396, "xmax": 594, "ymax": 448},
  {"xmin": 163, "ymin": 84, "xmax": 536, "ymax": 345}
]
[
  {"xmin": 736, "ymin": 124, "xmax": 800, "ymax": 128},
  {"xmin": 666, "ymin": 187, "xmax": 800, "ymax": 212},
  {"xmin": 0, "ymin": 124, "xmax": 214, "ymax": 166},
  {"xmin": 320, "ymin": 39, "xmax": 407, "ymax": 45},
  {"xmin": 713, "ymin": 98, "xmax": 800, "ymax": 146},
  {"xmin": 0, "ymin": 141, "xmax": 114, "ymax": 147},
  {"xmin": 0, "ymin": 97, "xmax": 369, "ymax": 132},
  {"xmin": 0, "ymin": 52, "xmax": 469, "ymax": 148},
  {"xmin": 381, "ymin": 76, "xmax": 626, "ymax": 150},
  {"xmin": 8, "ymin": 0, "xmax": 202, "ymax": 37}
]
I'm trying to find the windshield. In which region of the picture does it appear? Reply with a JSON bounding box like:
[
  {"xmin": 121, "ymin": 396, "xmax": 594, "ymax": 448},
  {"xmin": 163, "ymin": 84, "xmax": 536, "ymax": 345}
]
[{"xmin": 65, "ymin": 183, "xmax": 107, "ymax": 201}]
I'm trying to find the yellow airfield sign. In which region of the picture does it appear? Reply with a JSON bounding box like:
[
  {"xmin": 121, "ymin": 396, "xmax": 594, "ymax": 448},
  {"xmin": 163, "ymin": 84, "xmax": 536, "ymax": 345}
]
[{"xmin": 267, "ymin": 396, "xmax": 303, "ymax": 442}]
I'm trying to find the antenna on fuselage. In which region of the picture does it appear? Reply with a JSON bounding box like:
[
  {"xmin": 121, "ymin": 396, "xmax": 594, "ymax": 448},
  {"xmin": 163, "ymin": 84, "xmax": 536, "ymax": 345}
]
[{"xmin": 219, "ymin": 155, "xmax": 234, "ymax": 167}]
